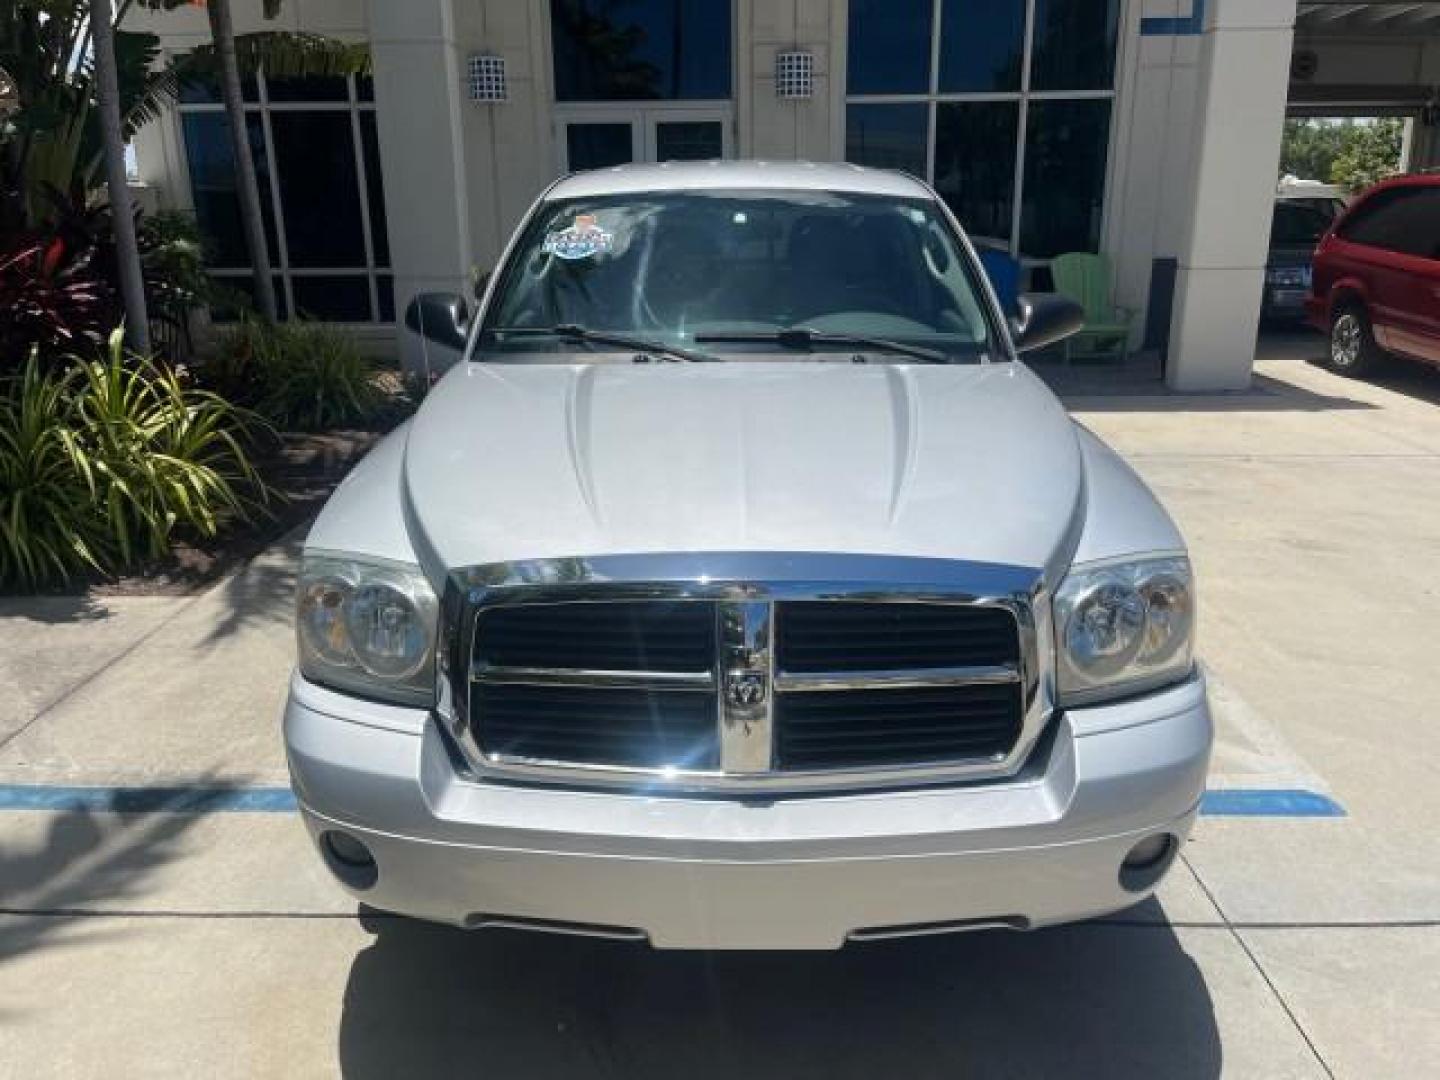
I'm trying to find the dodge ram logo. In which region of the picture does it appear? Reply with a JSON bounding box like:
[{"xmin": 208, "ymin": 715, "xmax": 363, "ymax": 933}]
[{"xmin": 726, "ymin": 669, "xmax": 768, "ymax": 708}]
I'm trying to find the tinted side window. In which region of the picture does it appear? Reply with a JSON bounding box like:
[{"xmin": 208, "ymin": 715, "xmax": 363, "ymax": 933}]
[{"xmin": 1340, "ymin": 187, "xmax": 1440, "ymax": 259}]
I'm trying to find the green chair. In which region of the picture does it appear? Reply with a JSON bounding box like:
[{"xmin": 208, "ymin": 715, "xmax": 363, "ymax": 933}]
[{"xmin": 1050, "ymin": 252, "xmax": 1133, "ymax": 366}]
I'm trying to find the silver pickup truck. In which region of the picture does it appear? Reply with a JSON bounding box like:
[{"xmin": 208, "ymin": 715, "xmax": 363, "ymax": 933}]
[{"xmin": 284, "ymin": 161, "xmax": 1211, "ymax": 950}]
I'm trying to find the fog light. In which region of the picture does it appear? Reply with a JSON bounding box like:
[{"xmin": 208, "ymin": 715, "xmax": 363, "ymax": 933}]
[
  {"xmin": 1123, "ymin": 834, "xmax": 1173, "ymax": 870},
  {"xmin": 1119, "ymin": 833, "xmax": 1177, "ymax": 893},
  {"xmin": 320, "ymin": 830, "xmax": 378, "ymax": 890}
]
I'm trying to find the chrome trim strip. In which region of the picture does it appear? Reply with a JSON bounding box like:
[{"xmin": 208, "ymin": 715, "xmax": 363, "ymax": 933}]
[
  {"xmin": 442, "ymin": 552, "xmax": 1053, "ymax": 795},
  {"xmin": 773, "ymin": 664, "xmax": 1021, "ymax": 693},
  {"xmin": 471, "ymin": 664, "xmax": 715, "ymax": 692},
  {"xmin": 717, "ymin": 599, "xmax": 774, "ymax": 773}
]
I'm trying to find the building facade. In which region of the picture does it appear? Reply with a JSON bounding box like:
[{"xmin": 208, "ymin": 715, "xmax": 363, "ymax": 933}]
[{"xmin": 129, "ymin": 0, "xmax": 1440, "ymax": 390}]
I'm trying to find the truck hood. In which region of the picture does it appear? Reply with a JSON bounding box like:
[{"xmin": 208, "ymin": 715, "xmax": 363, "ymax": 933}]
[{"xmin": 401, "ymin": 361, "xmax": 1084, "ymax": 576}]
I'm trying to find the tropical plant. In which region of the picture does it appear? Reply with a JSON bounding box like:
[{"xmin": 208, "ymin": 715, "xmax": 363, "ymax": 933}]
[
  {"xmin": 0, "ymin": 355, "xmax": 111, "ymax": 586},
  {"xmin": 0, "ymin": 332, "xmax": 274, "ymax": 588},
  {"xmin": 208, "ymin": 318, "xmax": 384, "ymax": 431},
  {"xmin": 0, "ymin": 232, "xmax": 113, "ymax": 363},
  {"xmin": 1331, "ymin": 118, "xmax": 1405, "ymax": 194}
]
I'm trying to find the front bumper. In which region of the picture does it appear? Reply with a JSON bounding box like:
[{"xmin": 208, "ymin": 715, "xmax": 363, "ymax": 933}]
[{"xmin": 285, "ymin": 672, "xmax": 1212, "ymax": 950}]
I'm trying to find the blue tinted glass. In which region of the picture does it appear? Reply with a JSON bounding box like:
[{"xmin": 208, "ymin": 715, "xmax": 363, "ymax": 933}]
[
  {"xmin": 939, "ymin": 0, "xmax": 1024, "ymax": 92},
  {"xmin": 847, "ymin": 0, "xmax": 931, "ymax": 94},
  {"xmin": 209, "ymin": 276, "xmax": 287, "ymax": 322},
  {"xmin": 376, "ymin": 274, "xmax": 395, "ymax": 322},
  {"xmin": 181, "ymin": 112, "xmax": 278, "ymax": 269},
  {"xmin": 845, "ymin": 104, "xmax": 928, "ymax": 178},
  {"xmin": 269, "ymin": 112, "xmax": 367, "ymax": 268},
  {"xmin": 567, "ymin": 123, "xmax": 635, "ymax": 170},
  {"xmin": 1031, "ymin": 0, "xmax": 1120, "ymax": 91},
  {"xmin": 1020, "ymin": 99, "xmax": 1112, "ymax": 256},
  {"xmin": 934, "ymin": 101, "xmax": 1019, "ymax": 245},
  {"xmin": 551, "ymin": 0, "xmax": 732, "ymax": 101},
  {"xmin": 178, "ymin": 71, "xmax": 259, "ymax": 105},
  {"xmin": 266, "ymin": 75, "xmax": 350, "ymax": 103}
]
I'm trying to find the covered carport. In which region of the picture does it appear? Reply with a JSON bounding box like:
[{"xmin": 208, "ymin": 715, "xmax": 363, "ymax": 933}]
[
  {"xmin": 1158, "ymin": 0, "xmax": 1438, "ymax": 392},
  {"xmin": 1291, "ymin": 1, "xmax": 1440, "ymax": 169}
]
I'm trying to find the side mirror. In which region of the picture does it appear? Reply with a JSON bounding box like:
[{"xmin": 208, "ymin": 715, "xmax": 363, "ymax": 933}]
[
  {"xmin": 404, "ymin": 292, "xmax": 470, "ymax": 351},
  {"xmin": 1009, "ymin": 293, "xmax": 1085, "ymax": 354}
]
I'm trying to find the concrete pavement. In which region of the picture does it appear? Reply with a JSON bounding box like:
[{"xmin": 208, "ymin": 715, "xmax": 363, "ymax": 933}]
[{"xmin": 1, "ymin": 333, "xmax": 1438, "ymax": 1077}]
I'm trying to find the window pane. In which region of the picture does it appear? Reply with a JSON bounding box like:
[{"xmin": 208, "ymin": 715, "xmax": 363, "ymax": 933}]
[
  {"xmin": 356, "ymin": 76, "xmax": 376, "ymax": 102},
  {"xmin": 655, "ymin": 121, "xmax": 724, "ymax": 162},
  {"xmin": 938, "ymin": 0, "xmax": 1024, "ymax": 93},
  {"xmin": 269, "ymin": 112, "xmax": 367, "ymax": 268},
  {"xmin": 566, "ymin": 123, "xmax": 635, "ymax": 170},
  {"xmin": 181, "ymin": 112, "xmax": 279, "ymax": 269},
  {"xmin": 1031, "ymin": 0, "xmax": 1120, "ymax": 92},
  {"xmin": 179, "ymin": 71, "xmax": 259, "ymax": 105},
  {"xmin": 1020, "ymin": 99, "xmax": 1112, "ymax": 257},
  {"xmin": 360, "ymin": 113, "xmax": 390, "ymax": 267},
  {"xmin": 209, "ymin": 275, "xmax": 288, "ymax": 322},
  {"xmin": 845, "ymin": 104, "xmax": 928, "ymax": 177},
  {"xmin": 551, "ymin": 0, "xmax": 732, "ymax": 101},
  {"xmin": 1341, "ymin": 188, "xmax": 1440, "ymax": 257},
  {"xmin": 266, "ymin": 75, "xmax": 350, "ymax": 103},
  {"xmin": 847, "ymin": 0, "xmax": 931, "ymax": 95},
  {"xmin": 934, "ymin": 102, "xmax": 1019, "ymax": 246},
  {"xmin": 291, "ymin": 276, "xmax": 373, "ymax": 322},
  {"xmin": 377, "ymin": 274, "xmax": 395, "ymax": 322}
]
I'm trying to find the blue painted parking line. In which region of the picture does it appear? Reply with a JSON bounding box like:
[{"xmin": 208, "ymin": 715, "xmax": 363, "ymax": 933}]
[
  {"xmin": 0, "ymin": 784, "xmax": 1344, "ymax": 817},
  {"xmin": 1199, "ymin": 788, "xmax": 1346, "ymax": 818},
  {"xmin": 0, "ymin": 785, "xmax": 298, "ymax": 813}
]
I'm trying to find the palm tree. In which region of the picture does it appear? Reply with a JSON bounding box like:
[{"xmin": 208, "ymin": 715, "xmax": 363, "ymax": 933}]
[
  {"xmin": 204, "ymin": 0, "xmax": 277, "ymax": 322},
  {"xmin": 90, "ymin": 0, "xmax": 149, "ymax": 354}
]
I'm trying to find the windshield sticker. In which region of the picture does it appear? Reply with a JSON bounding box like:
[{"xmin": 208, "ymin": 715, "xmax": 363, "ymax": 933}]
[{"xmin": 542, "ymin": 214, "xmax": 615, "ymax": 261}]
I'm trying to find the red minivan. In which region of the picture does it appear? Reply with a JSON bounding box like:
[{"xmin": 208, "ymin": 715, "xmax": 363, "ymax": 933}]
[{"xmin": 1306, "ymin": 174, "xmax": 1440, "ymax": 375}]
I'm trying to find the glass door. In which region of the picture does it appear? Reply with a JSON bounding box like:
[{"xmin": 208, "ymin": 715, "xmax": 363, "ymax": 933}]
[{"xmin": 558, "ymin": 107, "xmax": 731, "ymax": 171}]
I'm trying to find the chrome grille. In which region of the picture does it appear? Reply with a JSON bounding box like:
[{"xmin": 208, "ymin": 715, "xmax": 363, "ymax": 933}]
[{"xmin": 447, "ymin": 554, "xmax": 1049, "ymax": 793}]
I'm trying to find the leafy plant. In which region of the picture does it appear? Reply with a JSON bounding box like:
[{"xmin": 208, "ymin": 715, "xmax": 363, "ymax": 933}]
[
  {"xmin": 0, "ymin": 332, "xmax": 274, "ymax": 588},
  {"xmin": 0, "ymin": 355, "xmax": 110, "ymax": 586},
  {"xmin": 208, "ymin": 319, "xmax": 384, "ymax": 431},
  {"xmin": 0, "ymin": 231, "xmax": 113, "ymax": 365}
]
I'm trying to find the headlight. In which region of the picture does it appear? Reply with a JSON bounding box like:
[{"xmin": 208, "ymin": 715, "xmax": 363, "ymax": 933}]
[
  {"xmin": 1054, "ymin": 557, "xmax": 1195, "ymax": 705},
  {"xmin": 296, "ymin": 552, "xmax": 439, "ymax": 705}
]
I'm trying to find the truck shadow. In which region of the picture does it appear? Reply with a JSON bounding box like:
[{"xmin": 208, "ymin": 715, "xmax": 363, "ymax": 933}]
[{"xmin": 338, "ymin": 901, "xmax": 1220, "ymax": 1079}]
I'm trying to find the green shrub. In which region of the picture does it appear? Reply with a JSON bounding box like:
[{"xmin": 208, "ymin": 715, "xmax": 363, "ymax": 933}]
[
  {"xmin": 209, "ymin": 319, "xmax": 384, "ymax": 432},
  {"xmin": 0, "ymin": 358, "xmax": 112, "ymax": 585},
  {"xmin": 0, "ymin": 333, "xmax": 273, "ymax": 589}
]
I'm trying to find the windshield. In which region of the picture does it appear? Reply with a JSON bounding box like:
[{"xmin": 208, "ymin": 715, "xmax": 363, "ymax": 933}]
[
  {"xmin": 1272, "ymin": 200, "xmax": 1339, "ymax": 246},
  {"xmin": 479, "ymin": 189, "xmax": 997, "ymax": 363}
]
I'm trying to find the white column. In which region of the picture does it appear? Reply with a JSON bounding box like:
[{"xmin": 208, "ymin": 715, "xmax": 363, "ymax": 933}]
[
  {"xmin": 1167, "ymin": 0, "xmax": 1298, "ymax": 391},
  {"xmin": 366, "ymin": 0, "xmax": 473, "ymax": 340}
]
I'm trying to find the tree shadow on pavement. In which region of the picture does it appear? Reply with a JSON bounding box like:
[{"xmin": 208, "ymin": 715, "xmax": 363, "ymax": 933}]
[
  {"xmin": 338, "ymin": 902, "xmax": 1220, "ymax": 1079},
  {"xmin": 0, "ymin": 786, "xmax": 228, "ymax": 966}
]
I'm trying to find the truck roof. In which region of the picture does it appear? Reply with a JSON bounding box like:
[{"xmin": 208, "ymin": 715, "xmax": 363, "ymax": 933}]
[{"xmin": 545, "ymin": 160, "xmax": 934, "ymax": 201}]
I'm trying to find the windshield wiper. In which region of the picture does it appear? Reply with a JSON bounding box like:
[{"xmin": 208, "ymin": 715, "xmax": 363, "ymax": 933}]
[
  {"xmin": 694, "ymin": 328, "xmax": 948, "ymax": 364},
  {"xmin": 495, "ymin": 324, "xmax": 717, "ymax": 364}
]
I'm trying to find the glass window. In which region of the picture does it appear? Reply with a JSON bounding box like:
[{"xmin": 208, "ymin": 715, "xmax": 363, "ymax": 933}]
[
  {"xmin": 483, "ymin": 190, "xmax": 997, "ymax": 362},
  {"xmin": 377, "ymin": 274, "xmax": 395, "ymax": 322},
  {"xmin": 179, "ymin": 73, "xmax": 390, "ymax": 323},
  {"xmin": 1341, "ymin": 187, "xmax": 1440, "ymax": 258},
  {"xmin": 1031, "ymin": 0, "xmax": 1120, "ymax": 92},
  {"xmin": 934, "ymin": 102, "xmax": 1020, "ymax": 246},
  {"xmin": 566, "ymin": 123, "xmax": 635, "ymax": 170},
  {"xmin": 1271, "ymin": 202, "xmax": 1336, "ymax": 247},
  {"xmin": 845, "ymin": 104, "xmax": 928, "ymax": 177},
  {"xmin": 1020, "ymin": 99, "xmax": 1112, "ymax": 256},
  {"xmin": 655, "ymin": 121, "xmax": 724, "ymax": 162},
  {"xmin": 550, "ymin": 0, "xmax": 732, "ymax": 102},
  {"xmin": 178, "ymin": 71, "xmax": 259, "ymax": 105},
  {"xmin": 847, "ymin": 0, "xmax": 932, "ymax": 95},
  {"xmin": 292, "ymin": 276, "xmax": 373, "ymax": 322},
  {"xmin": 270, "ymin": 112, "xmax": 367, "ymax": 268},
  {"xmin": 938, "ymin": 0, "xmax": 1024, "ymax": 93},
  {"xmin": 209, "ymin": 275, "xmax": 288, "ymax": 323},
  {"xmin": 181, "ymin": 113, "xmax": 279, "ymax": 269},
  {"xmin": 360, "ymin": 113, "xmax": 390, "ymax": 268}
]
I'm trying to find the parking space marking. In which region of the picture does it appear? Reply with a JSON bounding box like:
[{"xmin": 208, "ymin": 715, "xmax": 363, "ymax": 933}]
[{"xmin": 0, "ymin": 784, "xmax": 1345, "ymax": 817}]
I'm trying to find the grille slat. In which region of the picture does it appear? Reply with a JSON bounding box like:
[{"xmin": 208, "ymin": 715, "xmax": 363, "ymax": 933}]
[
  {"xmin": 776, "ymin": 602, "xmax": 1019, "ymax": 673},
  {"xmin": 476, "ymin": 601, "xmax": 716, "ymax": 673}
]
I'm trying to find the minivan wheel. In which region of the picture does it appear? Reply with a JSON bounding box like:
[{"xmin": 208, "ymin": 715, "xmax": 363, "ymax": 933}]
[{"xmin": 1328, "ymin": 306, "xmax": 1381, "ymax": 376}]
